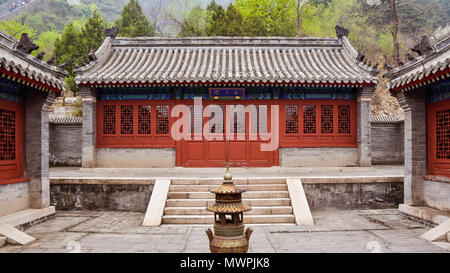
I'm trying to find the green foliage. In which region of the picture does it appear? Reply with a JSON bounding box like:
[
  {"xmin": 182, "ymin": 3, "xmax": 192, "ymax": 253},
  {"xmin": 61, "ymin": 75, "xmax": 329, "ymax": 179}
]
[
  {"xmin": 79, "ymin": 9, "xmax": 107, "ymax": 56},
  {"xmin": 0, "ymin": 19, "xmax": 36, "ymax": 40},
  {"xmin": 115, "ymin": 0, "xmax": 155, "ymax": 37},
  {"xmin": 179, "ymin": 6, "xmax": 212, "ymax": 36},
  {"xmin": 35, "ymin": 31, "xmax": 61, "ymax": 61},
  {"xmin": 236, "ymin": 0, "xmax": 297, "ymax": 36},
  {"xmin": 53, "ymin": 8, "xmax": 107, "ymax": 95}
]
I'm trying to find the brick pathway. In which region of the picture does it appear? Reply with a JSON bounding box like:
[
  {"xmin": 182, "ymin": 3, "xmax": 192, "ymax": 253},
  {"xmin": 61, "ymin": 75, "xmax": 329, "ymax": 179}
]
[{"xmin": 0, "ymin": 209, "xmax": 447, "ymax": 253}]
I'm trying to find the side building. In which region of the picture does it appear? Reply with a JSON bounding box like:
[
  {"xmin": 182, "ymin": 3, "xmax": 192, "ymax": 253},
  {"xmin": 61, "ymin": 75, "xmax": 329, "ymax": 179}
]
[
  {"xmin": 385, "ymin": 34, "xmax": 450, "ymax": 223},
  {"xmin": 0, "ymin": 31, "xmax": 67, "ymax": 224}
]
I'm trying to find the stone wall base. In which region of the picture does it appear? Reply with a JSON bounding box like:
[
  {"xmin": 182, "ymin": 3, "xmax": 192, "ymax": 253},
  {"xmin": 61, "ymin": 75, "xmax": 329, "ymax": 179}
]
[
  {"xmin": 96, "ymin": 148, "xmax": 176, "ymax": 168},
  {"xmin": 50, "ymin": 184, "xmax": 153, "ymax": 212},
  {"xmin": 280, "ymin": 148, "xmax": 359, "ymax": 167},
  {"xmin": 0, "ymin": 182, "xmax": 30, "ymax": 217},
  {"xmin": 304, "ymin": 182, "xmax": 403, "ymax": 210}
]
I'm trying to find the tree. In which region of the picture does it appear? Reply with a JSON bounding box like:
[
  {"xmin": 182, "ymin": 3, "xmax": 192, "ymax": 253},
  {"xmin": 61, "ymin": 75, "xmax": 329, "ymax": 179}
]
[
  {"xmin": 223, "ymin": 4, "xmax": 244, "ymax": 36},
  {"xmin": 0, "ymin": 19, "xmax": 36, "ymax": 41},
  {"xmin": 54, "ymin": 9, "xmax": 108, "ymax": 95},
  {"xmin": 206, "ymin": 0, "xmax": 226, "ymax": 36},
  {"xmin": 236, "ymin": 0, "xmax": 297, "ymax": 36},
  {"xmin": 179, "ymin": 6, "xmax": 212, "ymax": 37},
  {"xmin": 79, "ymin": 9, "xmax": 106, "ymax": 58},
  {"xmin": 35, "ymin": 31, "xmax": 61, "ymax": 61},
  {"xmin": 115, "ymin": 0, "xmax": 155, "ymax": 37},
  {"xmin": 387, "ymin": 0, "xmax": 400, "ymax": 65}
]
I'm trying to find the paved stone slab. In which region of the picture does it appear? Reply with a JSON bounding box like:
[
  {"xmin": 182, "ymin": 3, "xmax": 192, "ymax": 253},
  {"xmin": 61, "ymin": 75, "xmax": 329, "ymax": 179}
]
[
  {"xmin": 0, "ymin": 209, "xmax": 447, "ymax": 253},
  {"xmin": 421, "ymin": 219, "xmax": 450, "ymax": 242},
  {"xmin": 0, "ymin": 224, "xmax": 35, "ymax": 245}
]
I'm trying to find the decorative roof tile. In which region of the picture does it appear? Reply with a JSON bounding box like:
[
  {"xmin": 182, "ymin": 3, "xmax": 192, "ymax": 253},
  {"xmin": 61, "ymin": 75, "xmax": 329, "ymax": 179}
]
[
  {"xmin": 49, "ymin": 117, "xmax": 82, "ymax": 125},
  {"xmin": 0, "ymin": 31, "xmax": 67, "ymax": 92},
  {"xmin": 385, "ymin": 34, "xmax": 450, "ymax": 92},
  {"xmin": 75, "ymin": 36, "xmax": 378, "ymax": 86},
  {"xmin": 370, "ymin": 115, "xmax": 404, "ymax": 124}
]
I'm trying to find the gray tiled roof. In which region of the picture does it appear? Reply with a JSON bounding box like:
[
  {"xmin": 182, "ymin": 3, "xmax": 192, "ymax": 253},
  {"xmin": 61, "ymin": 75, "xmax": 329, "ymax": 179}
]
[
  {"xmin": 371, "ymin": 115, "xmax": 404, "ymax": 124},
  {"xmin": 49, "ymin": 117, "xmax": 82, "ymax": 125},
  {"xmin": 75, "ymin": 37, "xmax": 378, "ymax": 86},
  {"xmin": 385, "ymin": 34, "xmax": 450, "ymax": 91},
  {"xmin": 0, "ymin": 31, "xmax": 67, "ymax": 92}
]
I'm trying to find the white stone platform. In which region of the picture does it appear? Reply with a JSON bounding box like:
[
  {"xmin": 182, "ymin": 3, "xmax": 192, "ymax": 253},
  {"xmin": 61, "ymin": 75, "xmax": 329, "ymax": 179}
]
[
  {"xmin": 50, "ymin": 165, "xmax": 403, "ymax": 183},
  {"xmin": 0, "ymin": 207, "xmax": 55, "ymax": 228}
]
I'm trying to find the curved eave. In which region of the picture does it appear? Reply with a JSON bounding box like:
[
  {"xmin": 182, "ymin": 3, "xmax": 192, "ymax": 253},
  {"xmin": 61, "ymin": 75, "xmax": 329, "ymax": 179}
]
[{"xmin": 77, "ymin": 80, "xmax": 377, "ymax": 88}]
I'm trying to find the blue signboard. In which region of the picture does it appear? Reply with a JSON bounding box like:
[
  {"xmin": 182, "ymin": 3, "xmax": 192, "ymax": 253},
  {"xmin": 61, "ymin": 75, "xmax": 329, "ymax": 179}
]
[{"xmin": 209, "ymin": 88, "xmax": 245, "ymax": 99}]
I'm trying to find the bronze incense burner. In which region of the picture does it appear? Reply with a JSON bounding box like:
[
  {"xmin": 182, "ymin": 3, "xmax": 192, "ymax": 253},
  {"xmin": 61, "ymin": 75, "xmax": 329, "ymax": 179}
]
[{"xmin": 205, "ymin": 166, "xmax": 253, "ymax": 253}]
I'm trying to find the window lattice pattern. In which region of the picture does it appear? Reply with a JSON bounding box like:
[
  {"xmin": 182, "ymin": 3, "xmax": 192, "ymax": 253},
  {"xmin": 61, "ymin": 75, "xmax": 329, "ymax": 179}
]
[
  {"xmin": 303, "ymin": 105, "xmax": 316, "ymax": 134},
  {"xmin": 321, "ymin": 105, "xmax": 333, "ymax": 134},
  {"xmin": 156, "ymin": 105, "xmax": 169, "ymax": 135},
  {"xmin": 210, "ymin": 105, "xmax": 224, "ymax": 134},
  {"xmin": 436, "ymin": 109, "xmax": 450, "ymax": 159},
  {"xmin": 103, "ymin": 106, "xmax": 116, "ymax": 135},
  {"xmin": 0, "ymin": 109, "xmax": 16, "ymax": 161},
  {"xmin": 286, "ymin": 105, "xmax": 298, "ymax": 134},
  {"xmin": 138, "ymin": 106, "xmax": 151, "ymax": 134},
  {"xmin": 338, "ymin": 105, "xmax": 351, "ymax": 134},
  {"xmin": 232, "ymin": 113, "xmax": 246, "ymax": 134},
  {"xmin": 120, "ymin": 105, "xmax": 133, "ymax": 134},
  {"xmin": 189, "ymin": 105, "xmax": 203, "ymax": 134},
  {"xmin": 249, "ymin": 106, "xmax": 267, "ymax": 134}
]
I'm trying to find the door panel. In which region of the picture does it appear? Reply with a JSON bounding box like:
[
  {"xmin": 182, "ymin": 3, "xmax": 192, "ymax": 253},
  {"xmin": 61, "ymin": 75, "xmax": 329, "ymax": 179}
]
[{"xmin": 179, "ymin": 100, "xmax": 278, "ymax": 167}]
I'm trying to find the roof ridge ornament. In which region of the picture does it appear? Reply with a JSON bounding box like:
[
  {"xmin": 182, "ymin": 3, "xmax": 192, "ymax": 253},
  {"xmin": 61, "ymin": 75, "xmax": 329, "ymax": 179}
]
[
  {"xmin": 335, "ymin": 25, "xmax": 350, "ymax": 39},
  {"xmin": 411, "ymin": 36, "xmax": 433, "ymax": 56},
  {"xmin": 105, "ymin": 26, "xmax": 119, "ymax": 39},
  {"xmin": 17, "ymin": 33, "xmax": 39, "ymax": 54}
]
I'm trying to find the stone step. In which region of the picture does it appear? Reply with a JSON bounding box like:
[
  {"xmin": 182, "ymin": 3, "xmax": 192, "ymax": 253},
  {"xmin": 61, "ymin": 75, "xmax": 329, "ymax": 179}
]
[
  {"xmin": 166, "ymin": 198, "xmax": 291, "ymax": 207},
  {"xmin": 169, "ymin": 184, "xmax": 288, "ymax": 192},
  {"xmin": 164, "ymin": 206, "xmax": 293, "ymax": 215},
  {"xmin": 171, "ymin": 178, "xmax": 285, "ymax": 185},
  {"xmin": 162, "ymin": 214, "xmax": 296, "ymax": 225},
  {"xmin": 167, "ymin": 191, "xmax": 289, "ymax": 199}
]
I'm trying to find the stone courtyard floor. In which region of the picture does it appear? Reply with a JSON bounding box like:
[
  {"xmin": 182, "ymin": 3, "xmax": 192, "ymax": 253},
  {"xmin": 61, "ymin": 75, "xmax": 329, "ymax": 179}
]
[{"xmin": 0, "ymin": 208, "xmax": 448, "ymax": 253}]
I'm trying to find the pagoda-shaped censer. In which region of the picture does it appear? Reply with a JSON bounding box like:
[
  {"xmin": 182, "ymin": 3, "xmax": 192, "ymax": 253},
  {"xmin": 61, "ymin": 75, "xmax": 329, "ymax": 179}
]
[{"xmin": 205, "ymin": 165, "xmax": 253, "ymax": 253}]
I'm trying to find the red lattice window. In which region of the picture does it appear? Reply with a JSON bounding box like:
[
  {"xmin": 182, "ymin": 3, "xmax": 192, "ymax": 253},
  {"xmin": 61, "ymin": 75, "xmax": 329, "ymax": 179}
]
[
  {"xmin": 280, "ymin": 100, "xmax": 356, "ymax": 148},
  {"xmin": 120, "ymin": 105, "xmax": 133, "ymax": 134},
  {"xmin": 103, "ymin": 105, "xmax": 116, "ymax": 135},
  {"xmin": 138, "ymin": 105, "xmax": 151, "ymax": 135},
  {"xmin": 286, "ymin": 105, "xmax": 298, "ymax": 134},
  {"xmin": 98, "ymin": 101, "xmax": 173, "ymax": 148},
  {"xmin": 321, "ymin": 105, "xmax": 333, "ymax": 134},
  {"xmin": 428, "ymin": 100, "xmax": 450, "ymax": 177},
  {"xmin": 303, "ymin": 105, "xmax": 316, "ymax": 134},
  {"xmin": 436, "ymin": 109, "xmax": 449, "ymax": 160},
  {"xmin": 338, "ymin": 105, "xmax": 351, "ymax": 134},
  {"xmin": 156, "ymin": 105, "xmax": 169, "ymax": 135},
  {"xmin": 0, "ymin": 100, "xmax": 24, "ymax": 184},
  {"xmin": 0, "ymin": 109, "xmax": 16, "ymax": 161}
]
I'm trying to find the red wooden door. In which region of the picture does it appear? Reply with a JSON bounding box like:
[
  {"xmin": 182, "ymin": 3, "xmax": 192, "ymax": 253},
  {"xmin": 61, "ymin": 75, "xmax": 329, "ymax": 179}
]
[
  {"xmin": 0, "ymin": 100, "xmax": 24, "ymax": 184},
  {"xmin": 179, "ymin": 100, "xmax": 278, "ymax": 167}
]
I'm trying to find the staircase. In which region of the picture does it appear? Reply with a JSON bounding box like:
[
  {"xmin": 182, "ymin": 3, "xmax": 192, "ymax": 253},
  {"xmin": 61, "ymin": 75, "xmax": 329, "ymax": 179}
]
[{"xmin": 162, "ymin": 178, "xmax": 295, "ymax": 225}]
